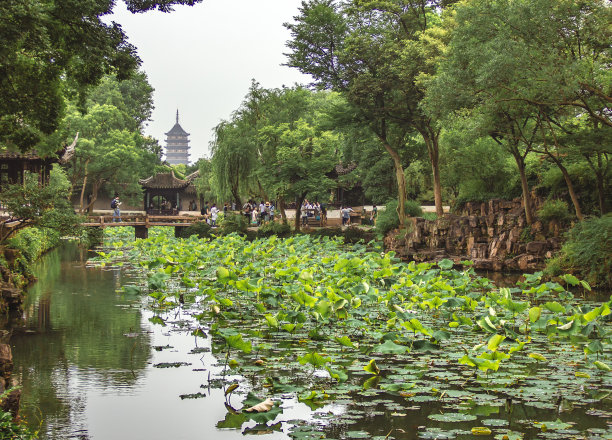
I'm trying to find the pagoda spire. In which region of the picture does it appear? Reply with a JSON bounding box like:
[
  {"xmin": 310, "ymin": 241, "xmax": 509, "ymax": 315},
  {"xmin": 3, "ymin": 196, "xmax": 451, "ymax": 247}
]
[{"xmin": 176, "ymin": 109, "xmax": 179, "ymax": 124}]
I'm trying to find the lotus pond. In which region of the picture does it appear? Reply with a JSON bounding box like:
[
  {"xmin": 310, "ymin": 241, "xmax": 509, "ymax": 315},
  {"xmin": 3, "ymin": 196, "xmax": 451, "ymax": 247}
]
[{"xmin": 49, "ymin": 228, "xmax": 612, "ymax": 438}]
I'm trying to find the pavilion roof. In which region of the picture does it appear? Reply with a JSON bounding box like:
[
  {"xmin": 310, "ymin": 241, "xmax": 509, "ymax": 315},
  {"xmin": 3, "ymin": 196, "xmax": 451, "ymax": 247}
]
[{"xmin": 139, "ymin": 171, "xmax": 192, "ymax": 189}]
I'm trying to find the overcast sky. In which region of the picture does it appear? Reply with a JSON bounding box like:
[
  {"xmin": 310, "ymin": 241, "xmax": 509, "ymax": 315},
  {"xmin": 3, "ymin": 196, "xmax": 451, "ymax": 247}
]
[{"xmin": 111, "ymin": 0, "xmax": 311, "ymax": 162}]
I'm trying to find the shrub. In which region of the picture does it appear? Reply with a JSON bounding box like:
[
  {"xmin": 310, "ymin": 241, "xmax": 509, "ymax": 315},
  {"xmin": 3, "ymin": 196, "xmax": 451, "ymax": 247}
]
[
  {"xmin": 342, "ymin": 226, "xmax": 374, "ymax": 244},
  {"xmin": 7, "ymin": 227, "xmax": 61, "ymax": 263},
  {"xmin": 177, "ymin": 221, "xmax": 212, "ymax": 239},
  {"xmin": 375, "ymin": 199, "xmax": 423, "ymax": 237},
  {"xmin": 257, "ymin": 221, "xmax": 291, "ymax": 238},
  {"xmin": 81, "ymin": 227, "xmax": 104, "ymax": 248},
  {"xmin": 549, "ymin": 214, "xmax": 612, "ymax": 287},
  {"xmin": 0, "ymin": 407, "xmax": 37, "ymax": 440},
  {"xmin": 219, "ymin": 213, "xmax": 248, "ymax": 236},
  {"xmin": 537, "ymin": 199, "xmax": 572, "ymax": 224}
]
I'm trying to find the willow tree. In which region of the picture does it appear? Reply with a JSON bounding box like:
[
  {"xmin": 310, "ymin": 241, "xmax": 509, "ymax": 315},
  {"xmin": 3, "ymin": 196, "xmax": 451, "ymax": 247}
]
[
  {"xmin": 285, "ymin": 0, "xmax": 449, "ymax": 225},
  {"xmin": 209, "ymin": 120, "xmax": 259, "ymax": 207}
]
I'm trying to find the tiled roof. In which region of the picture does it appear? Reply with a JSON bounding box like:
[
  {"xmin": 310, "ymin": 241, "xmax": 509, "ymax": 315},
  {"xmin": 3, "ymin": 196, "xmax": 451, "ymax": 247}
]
[{"xmin": 139, "ymin": 171, "xmax": 192, "ymax": 189}]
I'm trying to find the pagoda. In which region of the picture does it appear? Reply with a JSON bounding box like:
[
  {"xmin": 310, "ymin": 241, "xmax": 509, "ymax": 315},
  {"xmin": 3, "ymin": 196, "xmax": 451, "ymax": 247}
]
[{"xmin": 164, "ymin": 110, "xmax": 190, "ymax": 165}]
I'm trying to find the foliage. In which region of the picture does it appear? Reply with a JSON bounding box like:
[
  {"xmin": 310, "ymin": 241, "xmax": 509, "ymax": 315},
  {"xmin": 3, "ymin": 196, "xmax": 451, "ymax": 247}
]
[
  {"xmin": 177, "ymin": 221, "xmax": 212, "ymax": 239},
  {"xmin": 219, "ymin": 214, "xmax": 248, "ymax": 236},
  {"xmin": 257, "ymin": 222, "xmax": 292, "ymax": 239},
  {"xmin": 7, "ymin": 227, "xmax": 60, "ymax": 264},
  {"xmin": 0, "ymin": 167, "xmax": 79, "ymax": 241},
  {"xmin": 552, "ymin": 214, "xmax": 612, "ymax": 287},
  {"xmin": 0, "ymin": 0, "xmax": 202, "ymax": 152},
  {"xmin": 375, "ymin": 200, "xmax": 423, "ymax": 237},
  {"xmin": 0, "ymin": 407, "xmax": 37, "ymax": 440},
  {"xmin": 537, "ymin": 200, "xmax": 572, "ymax": 225}
]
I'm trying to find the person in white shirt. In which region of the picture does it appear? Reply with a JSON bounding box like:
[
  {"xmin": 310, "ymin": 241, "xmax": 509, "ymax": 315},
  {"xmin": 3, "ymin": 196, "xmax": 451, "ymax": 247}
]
[{"xmin": 210, "ymin": 204, "xmax": 219, "ymax": 227}]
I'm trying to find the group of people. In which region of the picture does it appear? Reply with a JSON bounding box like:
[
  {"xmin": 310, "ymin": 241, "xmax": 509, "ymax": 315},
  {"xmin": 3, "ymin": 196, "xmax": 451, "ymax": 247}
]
[
  {"xmin": 300, "ymin": 200, "xmax": 326, "ymax": 227},
  {"xmin": 243, "ymin": 200, "xmax": 275, "ymax": 226},
  {"xmin": 200, "ymin": 202, "xmax": 220, "ymax": 226}
]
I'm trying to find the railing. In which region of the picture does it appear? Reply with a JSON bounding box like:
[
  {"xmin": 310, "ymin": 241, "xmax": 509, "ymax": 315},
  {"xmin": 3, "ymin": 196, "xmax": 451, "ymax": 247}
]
[{"xmin": 81, "ymin": 215, "xmax": 205, "ymax": 227}]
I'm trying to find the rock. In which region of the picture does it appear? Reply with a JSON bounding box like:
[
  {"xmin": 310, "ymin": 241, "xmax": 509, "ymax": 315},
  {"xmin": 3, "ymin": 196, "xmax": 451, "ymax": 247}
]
[{"xmin": 526, "ymin": 241, "xmax": 548, "ymax": 255}]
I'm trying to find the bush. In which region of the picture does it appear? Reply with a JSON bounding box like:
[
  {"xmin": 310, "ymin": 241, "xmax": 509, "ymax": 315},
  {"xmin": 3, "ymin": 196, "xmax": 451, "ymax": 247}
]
[
  {"xmin": 549, "ymin": 214, "xmax": 612, "ymax": 287},
  {"xmin": 537, "ymin": 199, "xmax": 572, "ymax": 224},
  {"xmin": 7, "ymin": 227, "xmax": 61, "ymax": 263},
  {"xmin": 257, "ymin": 221, "xmax": 292, "ymax": 238},
  {"xmin": 177, "ymin": 221, "xmax": 212, "ymax": 239},
  {"xmin": 0, "ymin": 407, "xmax": 37, "ymax": 440},
  {"xmin": 375, "ymin": 199, "xmax": 423, "ymax": 237},
  {"xmin": 80, "ymin": 227, "xmax": 104, "ymax": 248},
  {"xmin": 219, "ymin": 213, "xmax": 248, "ymax": 236},
  {"xmin": 342, "ymin": 226, "xmax": 374, "ymax": 244}
]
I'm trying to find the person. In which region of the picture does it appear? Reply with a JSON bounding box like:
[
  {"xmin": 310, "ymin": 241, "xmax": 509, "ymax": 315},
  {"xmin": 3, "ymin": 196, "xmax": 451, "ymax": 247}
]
[
  {"xmin": 210, "ymin": 203, "xmax": 219, "ymax": 227},
  {"xmin": 341, "ymin": 205, "xmax": 354, "ymax": 226},
  {"xmin": 243, "ymin": 201, "xmax": 252, "ymax": 222},
  {"xmin": 251, "ymin": 207, "xmax": 258, "ymax": 225},
  {"xmin": 223, "ymin": 203, "xmax": 228, "ymax": 214},
  {"xmin": 269, "ymin": 203, "xmax": 275, "ymax": 222},
  {"xmin": 314, "ymin": 202, "xmax": 321, "ymax": 222},
  {"xmin": 111, "ymin": 196, "xmax": 122, "ymax": 222},
  {"xmin": 259, "ymin": 201, "xmax": 266, "ymax": 226},
  {"xmin": 202, "ymin": 201, "xmax": 209, "ymax": 216},
  {"xmin": 370, "ymin": 204, "xmax": 378, "ymax": 226}
]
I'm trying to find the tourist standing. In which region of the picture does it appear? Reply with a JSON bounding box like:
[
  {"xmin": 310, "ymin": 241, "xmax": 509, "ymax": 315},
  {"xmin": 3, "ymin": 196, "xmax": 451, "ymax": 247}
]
[
  {"xmin": 111, "ymin": 196, "xmax": 122, "ymax": 222},
  {"xmin": 210, "ymin": 204, "xmax": 219, "ymax": 227}
]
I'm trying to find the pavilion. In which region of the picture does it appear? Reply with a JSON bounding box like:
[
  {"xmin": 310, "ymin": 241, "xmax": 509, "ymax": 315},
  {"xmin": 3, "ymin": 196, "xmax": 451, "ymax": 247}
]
[{"xmin": 139, "ymin": 170, "xmax": 199, "ymax": 214}]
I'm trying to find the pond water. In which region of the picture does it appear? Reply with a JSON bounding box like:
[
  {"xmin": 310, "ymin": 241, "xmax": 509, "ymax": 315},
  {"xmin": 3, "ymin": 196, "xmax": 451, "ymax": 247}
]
[
  {"xmin": 10, "ymin": 238, "xmax": 612, "ymax": 440},
  {"xmin": 11, "ymin": 242, "xmax": 313, "ymax": 439}
]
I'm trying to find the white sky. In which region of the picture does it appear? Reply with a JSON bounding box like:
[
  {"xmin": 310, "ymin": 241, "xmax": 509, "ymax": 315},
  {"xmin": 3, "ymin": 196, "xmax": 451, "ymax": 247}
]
[{"xmin": 110, "ymin": 0, "xmax": 311, "ymax": 162}]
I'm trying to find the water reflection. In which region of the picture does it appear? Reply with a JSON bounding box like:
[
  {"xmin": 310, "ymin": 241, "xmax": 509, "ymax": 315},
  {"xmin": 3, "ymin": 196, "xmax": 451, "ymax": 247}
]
[{"xmin": 11, "ymin": 242, "xmax": 151, "ymax": 439}]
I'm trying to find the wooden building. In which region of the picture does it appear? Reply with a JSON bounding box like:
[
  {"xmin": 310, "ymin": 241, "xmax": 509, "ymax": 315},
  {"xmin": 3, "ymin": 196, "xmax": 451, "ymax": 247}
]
[
  {"xmin": 139, "ymin": 170, "xmax": 199, "ymax": 214},
  {"xmin": 0, "ymin": 150, "xmax": 59, "ymax": 190}
]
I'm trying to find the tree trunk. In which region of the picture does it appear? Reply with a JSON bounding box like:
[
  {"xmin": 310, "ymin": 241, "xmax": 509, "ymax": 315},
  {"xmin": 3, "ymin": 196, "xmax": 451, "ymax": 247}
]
[
  {"xmin": 512, "ymin": 151, "xmax": 534, "ymax": 225},
  {"xmin": 549, "ymin": 155, "xmax": 584, "ymax": 221},
  {"xmin": 380, "ymin": 140, "xmax": 407, "ymax": 228},
  {"xmin": 278, "ymin": 196, "xmax": 288, "ymax": 223},
  {"xmin": 423, "ymin": 132, "xmax": 443, "ymax": 216},
  {"xmin": 78, "ymin": 159, "xmax": 90, "ymax": 214},
  {"xmin": 84, "ymin": 180, "xmax": 103, "ymax": 213}
]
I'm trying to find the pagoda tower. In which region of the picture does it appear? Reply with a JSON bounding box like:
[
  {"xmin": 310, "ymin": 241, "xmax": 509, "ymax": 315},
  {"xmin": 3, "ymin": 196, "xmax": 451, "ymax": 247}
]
[{"xmin": 164, "ymin": 110, "xmax": 190, "ymax": 165}]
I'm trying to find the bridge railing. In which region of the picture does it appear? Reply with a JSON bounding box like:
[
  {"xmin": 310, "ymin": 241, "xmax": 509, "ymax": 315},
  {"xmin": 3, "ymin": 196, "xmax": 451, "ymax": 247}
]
[{"xmin": 81, "ymin": 215, "xmax": 206, "ymax": 227}]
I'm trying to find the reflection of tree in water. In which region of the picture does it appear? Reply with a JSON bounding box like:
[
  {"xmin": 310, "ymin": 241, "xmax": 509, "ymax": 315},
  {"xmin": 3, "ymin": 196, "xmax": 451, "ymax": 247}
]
[{"xmin": 11, "ymin": 243, "xmax": 151, "ymax": 436}]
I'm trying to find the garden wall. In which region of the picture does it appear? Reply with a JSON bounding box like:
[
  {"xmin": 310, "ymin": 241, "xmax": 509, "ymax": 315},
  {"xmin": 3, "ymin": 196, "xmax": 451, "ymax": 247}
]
[{"xmin": 384, "ymin": 198, "xmax": 562, "ymax": 272}]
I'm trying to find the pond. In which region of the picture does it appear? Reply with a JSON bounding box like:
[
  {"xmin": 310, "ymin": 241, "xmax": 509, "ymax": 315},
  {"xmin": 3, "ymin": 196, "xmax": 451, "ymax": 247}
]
[
  {"xmin": 10, "ymin": 233, "xmax": 612, "ymax": 440},
  {"xmin": 12, "ymin": 242, "xmax": 312, "ymax": 439}
]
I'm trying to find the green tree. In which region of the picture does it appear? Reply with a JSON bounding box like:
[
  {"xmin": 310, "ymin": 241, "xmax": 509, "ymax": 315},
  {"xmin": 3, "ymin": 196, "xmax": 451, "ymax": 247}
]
[
  {"xmin": 0, "ymin": 0, "xmax": 201, "ymax": 153},
  {"xmin": 63, "ymin": 104, "xmax": 160, "ymax": 213},
  {"xmin": 285, "ymin": 0, "xmax": 451, "ymax": 225},
  {"xmin": 0, "ymin": 167, "xmax": 78, "ymax": 241},
  {"xmin": 426, "ymin": 0, "xmax": 611, "ymax": 221}
]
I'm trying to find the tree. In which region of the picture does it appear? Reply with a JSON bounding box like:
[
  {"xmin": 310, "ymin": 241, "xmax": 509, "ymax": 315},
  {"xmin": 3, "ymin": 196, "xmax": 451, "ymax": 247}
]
[
  {"xmin": 426, "ymin": 0, "xmax": 611, "ymax": 222},
  {"xmin": 285, "ymin": 1, "xmax": 454, "ymax": 225},
  {"xmin": 63, "ymin": 104, "xmax": 160, "ymax": 213},
  {"xmin": 0, "ymin": 167, "xmax": 78, "ymax": 242},
  {"xmin": 86, "ymin": 72, "xmax": 155, "ymax": 133},
  {"xmin": 0, "ymin": 0, "xmax": 201, "ymax": 153}
]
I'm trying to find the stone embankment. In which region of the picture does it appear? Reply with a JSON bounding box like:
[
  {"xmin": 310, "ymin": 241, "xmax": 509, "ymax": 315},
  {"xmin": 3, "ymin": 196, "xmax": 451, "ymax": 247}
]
[
  {"xmin": 385, "ymin": 198, "xmax": 562, "ymax": 272},
  {"xmin": 0, "ymin": 247, "xmax": 30, "ymax": 418}
]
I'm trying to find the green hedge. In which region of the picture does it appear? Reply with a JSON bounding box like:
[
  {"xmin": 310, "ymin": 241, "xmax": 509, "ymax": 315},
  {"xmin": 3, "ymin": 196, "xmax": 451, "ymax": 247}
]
[
  {"xmin": 7, "ymin": 227, "xmax": 61, "ymax": 263},
  {"xmin": 547, "ymin": 214, "xmax": 612, "ymax": 287}
]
